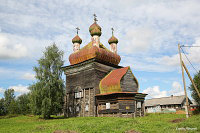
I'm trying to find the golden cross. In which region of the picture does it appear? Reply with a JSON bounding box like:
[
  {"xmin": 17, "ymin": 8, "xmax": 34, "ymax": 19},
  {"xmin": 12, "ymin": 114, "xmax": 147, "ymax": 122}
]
[
  {"xmin": 111, "ymin": 28, "xmax": 114, "ymax": 36},
  {"xmin": 76, "ymin": 27, "xmax": 80, "ymax": 35},
  {"xmin": 93, "ymin": 14, "xmax": 98, "ymax": 22}
]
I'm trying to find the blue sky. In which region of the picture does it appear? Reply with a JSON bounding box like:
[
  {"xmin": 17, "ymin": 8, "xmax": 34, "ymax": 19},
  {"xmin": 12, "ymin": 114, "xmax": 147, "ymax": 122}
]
[{"xmin": 0, "ymin": 0, "xmax": 200, "ymax": 99}]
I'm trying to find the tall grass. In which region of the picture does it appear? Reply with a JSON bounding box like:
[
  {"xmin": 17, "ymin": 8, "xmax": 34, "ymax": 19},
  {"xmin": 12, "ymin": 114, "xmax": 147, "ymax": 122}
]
[{"xmin": 0, "ymin": 114, "xmax": 199, "ymax": 133}]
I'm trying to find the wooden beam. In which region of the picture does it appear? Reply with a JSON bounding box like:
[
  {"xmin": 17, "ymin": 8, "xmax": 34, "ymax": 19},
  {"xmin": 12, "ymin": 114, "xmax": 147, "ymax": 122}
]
[
  {"xmin": 182, "ymin": 61, "xmax": 200, "ymax": 98},
  {"xmin": 83, "ymin": 88, "xmax": 85, "ymax": 117},
  {"xmin": 97, "ymin": 104, "xmax": 99, "ymax": 117},
  {"xmin": 134, "ymin": 101, "xmax": 137, "ymax": 118},
  {"xmin": 142, "ymin": 101, "xmax": 145, "ymax": 116},
  {"xmin": 178, "ymin": 44, "xmax": 190, "ymax": 118},
  {"xmin": 63, "ymin": 95, "xmax": 66, "ymax": 117},
  {"xmin": 89, "ymin": 88, "xmax": 91, "ymax": 117},
  {"xmin": 67, "ymin": 93, "xmax": 69, "ymax": 117}
]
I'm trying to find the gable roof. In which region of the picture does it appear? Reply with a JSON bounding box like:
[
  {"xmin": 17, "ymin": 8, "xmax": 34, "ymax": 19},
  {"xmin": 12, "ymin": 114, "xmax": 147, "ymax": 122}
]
[
  {"xmin": 145, "ymin": 95, "xmax": 191, "ymax": 107},
  {"xmin": 99, "ymin": 67, "xmax": 139, "ymax": 94}
]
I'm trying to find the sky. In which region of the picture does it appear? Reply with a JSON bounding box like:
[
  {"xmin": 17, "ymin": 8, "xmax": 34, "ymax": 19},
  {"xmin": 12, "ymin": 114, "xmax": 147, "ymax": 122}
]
[{"xmin": 0, "ymin": 0, "xmax": 200, "ymax": 99}]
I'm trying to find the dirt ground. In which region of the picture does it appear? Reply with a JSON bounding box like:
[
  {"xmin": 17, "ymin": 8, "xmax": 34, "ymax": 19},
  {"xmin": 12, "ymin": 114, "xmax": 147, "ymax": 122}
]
[{"xmin": 170, "ymin": 118, "xmax": 185, "ymax": 123}]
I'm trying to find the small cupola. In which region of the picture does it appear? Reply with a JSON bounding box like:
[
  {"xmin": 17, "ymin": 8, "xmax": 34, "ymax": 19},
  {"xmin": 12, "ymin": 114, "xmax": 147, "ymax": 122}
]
[
  {"xmin": 72, "ymin": 27, "xmax": 82, "ymax": 52},
  {"xmin": 89, "ymin": 14, "xmax": 101, "ymax": 47},
  {"xmin": 108, "ymin": 28, "xmax": 118, "ymax": 54}
]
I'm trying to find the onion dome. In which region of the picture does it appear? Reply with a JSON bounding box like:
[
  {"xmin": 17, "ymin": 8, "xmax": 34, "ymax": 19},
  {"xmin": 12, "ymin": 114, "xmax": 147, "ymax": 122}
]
[
  {"xmin": 108, "ymin": 35, "xmax": 118, "ymax": 44},
  {"xmin": 72, "ymin": 35, "xmax": 82, "ymax": 44},
  {"xmin": 90, "ymin": 26, "xmax": 102, "ymax": 36},
  {"xmin": 89, "ymin": 22, "xmax": 101, "ymax": 32}
]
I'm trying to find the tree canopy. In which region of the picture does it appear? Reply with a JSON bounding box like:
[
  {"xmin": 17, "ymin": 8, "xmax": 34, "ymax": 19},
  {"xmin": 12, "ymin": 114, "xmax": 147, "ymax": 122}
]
[
  {"xmin": 30, "ymin": 44, "xmax": 65, "ymax": 119},
  {"xmin": 4, "ymin": 89, "xmax": 15, "ymax": 114},
  {"xmin": 189, "ymin": 71, "xmax": 200, "ymax": 112}
]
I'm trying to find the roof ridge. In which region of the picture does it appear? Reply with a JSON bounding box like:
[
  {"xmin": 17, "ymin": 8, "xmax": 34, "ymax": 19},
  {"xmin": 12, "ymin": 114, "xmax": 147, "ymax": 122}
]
[{"xmin": 146, "ymin": 95, "xmax": 185, "ymax": 100}]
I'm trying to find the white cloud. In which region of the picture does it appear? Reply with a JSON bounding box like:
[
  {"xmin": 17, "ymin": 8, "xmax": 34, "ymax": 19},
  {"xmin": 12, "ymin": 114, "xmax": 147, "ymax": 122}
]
[
  {"xmin": 146, "ymin": 54, "xmax": 180, "ymax": 67},
  {"xmin": 0, "ymin": 87, "xmax": 5, "ymax": 93},
  {"xmin": 185, "ymin": 37, "xmax": 200, "ymax": 63},
  {"xmin": 0, "ymin": 85, "xmax": 29, "ymax": 97},
  {"xmin": 0, "ymin": 31, "xmax": 70, "ymax": 61},
  {"xmin": 143, "ymin": 86, "xmax": 167, "ymax": 99},
  {"xmin": 169, "ymin": 81, "xmax": 184, "ymax": 96},
  {"xmin": 120, "ymin": 56, "xmax": 178, "ymax": 72},
  {"xmin": 21, "ymin": 72, "xmax": 35, "ymax": 80},
  {"xmin": 1, "ymin": 0, "xmax": 200, "ymax": 98},
  {"xmin": 122, "ymin": 36, "xmax": 200, "ymax": 72},
  {"xmin": 0, "ymin": 33, "xmax": 54, "ymax": 59},
  {"xmin": 0, "ymin": 33, "xmax": 28, "ymax": 59},
  {"xmin": 143, "ymin": 81, "xmax": 185, "ymax": 99},
  {"xmin": 1, "ymin": 0, "xmax": 200, "ymax": 63},
  {"xmin": 148, "ymin": 37, "xmax": 200, "ymax": 68},
  {"xmin": 121, "ymin": 27, "xmax": 155, "ymax": 54},
  {"xmin": 9, "ymin": 84, "xmax": 29, "ymax": 94},
  {"xmin": 0, "ymin": 67, "xmax": 35, "ymax": 80}
]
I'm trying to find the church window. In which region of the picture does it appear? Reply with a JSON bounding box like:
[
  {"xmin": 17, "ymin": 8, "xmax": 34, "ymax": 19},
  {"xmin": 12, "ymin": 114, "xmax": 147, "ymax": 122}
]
[
  {"xmin": 76, "ymin": 105, "xmax": 80, "ymax": 112},
  {"xmin": 69, "ymin": 107, "xmax": 72, "ymax": 112},
  {"xmin": 106, "ymin": 103, "xmax": 110, "ymax": 109},
  {"xmin": 75, "ymin": 91, "xmax": 82, "ymax": 98},
  {"xmin": 126, "ymin": 106, "xmax": 130, "ymax": 110},
  {"xmin": 85, "ymin": 104, "xmax": 89, "ymax": 111}
]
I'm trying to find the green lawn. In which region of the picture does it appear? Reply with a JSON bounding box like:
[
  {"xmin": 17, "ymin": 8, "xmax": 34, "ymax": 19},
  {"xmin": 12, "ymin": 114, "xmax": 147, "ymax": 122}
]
[{"xmin": 0, "ymin": 114, "xmax": 199, "ymax": 133}]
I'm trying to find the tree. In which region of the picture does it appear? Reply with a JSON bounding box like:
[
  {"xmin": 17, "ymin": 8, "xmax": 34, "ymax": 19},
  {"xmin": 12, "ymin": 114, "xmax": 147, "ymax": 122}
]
[
  {"xmin": 7, "ymin": 100, "xmax": 19, "ymax": 114},
  {"xmin": 189, "ymin": 71, "xmax": 200, "ymax": 113},
  {"xmin": 17, "ymin": 94, "xmax": 31, "ymax": 114},
  {"xmin": 0, "ymin": 98, "xmax": 6, "ymax": 116},
  {"xmin": 30, "ymin": 44, "xmax": 65, "ymax": 119},
  {"xmin": 4, "ymin": 89, "xmax": 15, "ymax": 114}
]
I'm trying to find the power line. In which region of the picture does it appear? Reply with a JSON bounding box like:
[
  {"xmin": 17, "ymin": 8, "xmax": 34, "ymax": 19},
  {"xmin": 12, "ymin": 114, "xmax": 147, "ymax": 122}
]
[
  {"xmin": 180, "ymin": 47, "xmax": 199, "ymax": 74},
  {"xmin": 181, "ymin": 45, "xmax": 200, "ymax": 47}
]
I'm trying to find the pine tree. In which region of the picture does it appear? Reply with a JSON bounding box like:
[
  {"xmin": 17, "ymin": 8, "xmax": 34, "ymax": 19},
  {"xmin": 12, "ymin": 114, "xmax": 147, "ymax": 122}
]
[{"xmin": 30, "ymin": 44, "xmax": 65, "ymax": 119}]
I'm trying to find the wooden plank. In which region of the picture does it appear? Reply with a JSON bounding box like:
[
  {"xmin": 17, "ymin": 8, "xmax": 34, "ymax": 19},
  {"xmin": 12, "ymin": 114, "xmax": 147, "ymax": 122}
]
[
  {"xmin": 83, "ymin": 88, "xmax": 85, "ymax": 117},
  {"xmin": 135, "ymin": 101, "xmax": 137, "ymax": 117},
  {"xmin": 89, "ymin": 88, "xmax": 90, "ymax": 116}
]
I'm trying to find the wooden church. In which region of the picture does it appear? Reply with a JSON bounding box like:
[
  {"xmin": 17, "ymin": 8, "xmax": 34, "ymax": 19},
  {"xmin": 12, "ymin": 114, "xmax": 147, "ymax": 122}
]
[{"xmin": 63, "ymin": 15, "xmax": 147, "ymax": 118}]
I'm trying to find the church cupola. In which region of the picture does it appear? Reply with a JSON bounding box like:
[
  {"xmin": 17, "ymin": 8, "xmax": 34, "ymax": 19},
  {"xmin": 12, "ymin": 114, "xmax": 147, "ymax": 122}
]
[
  {"xmin": 89, "ymin": 14, "xmax": 101, "ymax": 47},
  {"xmin": 108, "ymin": 28, "xmax": 118, "ymax": 54},
  {"xmin": 72, "ymin": 27, "xmax": 82, "ymax": 52},
  {"xmin": 69, "ymin": 15, "xmax": 121, "ymax": 66}
]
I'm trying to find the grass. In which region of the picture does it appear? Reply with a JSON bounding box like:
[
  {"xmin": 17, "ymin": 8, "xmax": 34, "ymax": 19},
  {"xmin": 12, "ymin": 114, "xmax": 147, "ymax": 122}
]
[{"xmin": 0, "ymin": 114, "xmax": 199, "ymax": 133}]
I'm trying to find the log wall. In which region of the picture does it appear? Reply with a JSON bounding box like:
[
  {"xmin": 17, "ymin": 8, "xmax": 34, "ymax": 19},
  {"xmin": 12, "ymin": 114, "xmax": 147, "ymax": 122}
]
[
  {"xmin": 64, "ymin": 60, "xmax": 121, "ymax": 117},
  {"xmin": 120, "ymin": 69, "xmax": 138, "ymax": 92}
]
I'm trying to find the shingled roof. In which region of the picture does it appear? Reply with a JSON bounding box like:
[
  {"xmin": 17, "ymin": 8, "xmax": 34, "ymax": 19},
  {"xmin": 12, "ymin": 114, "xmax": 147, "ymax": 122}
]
[
  {"xmin": 145, "ymin": 95, "xmax": 192, "ymax": 107},
  {"xmin": 69, "ymin": 42, "xmax": 121, "ymax": 65},
  {"xmin": 99, "ymin": 67, "xmax": 139, "ymax": 94}
]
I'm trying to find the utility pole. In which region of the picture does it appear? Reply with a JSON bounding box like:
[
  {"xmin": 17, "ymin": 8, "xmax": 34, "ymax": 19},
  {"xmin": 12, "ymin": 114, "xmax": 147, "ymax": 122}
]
[
  {"xmin": 178, "ymin": 44, "xmax": 190, "ymax": 118},
  {"xmin": 182, "ymin": 61, "xmax": 200, "ymax": 98}
]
